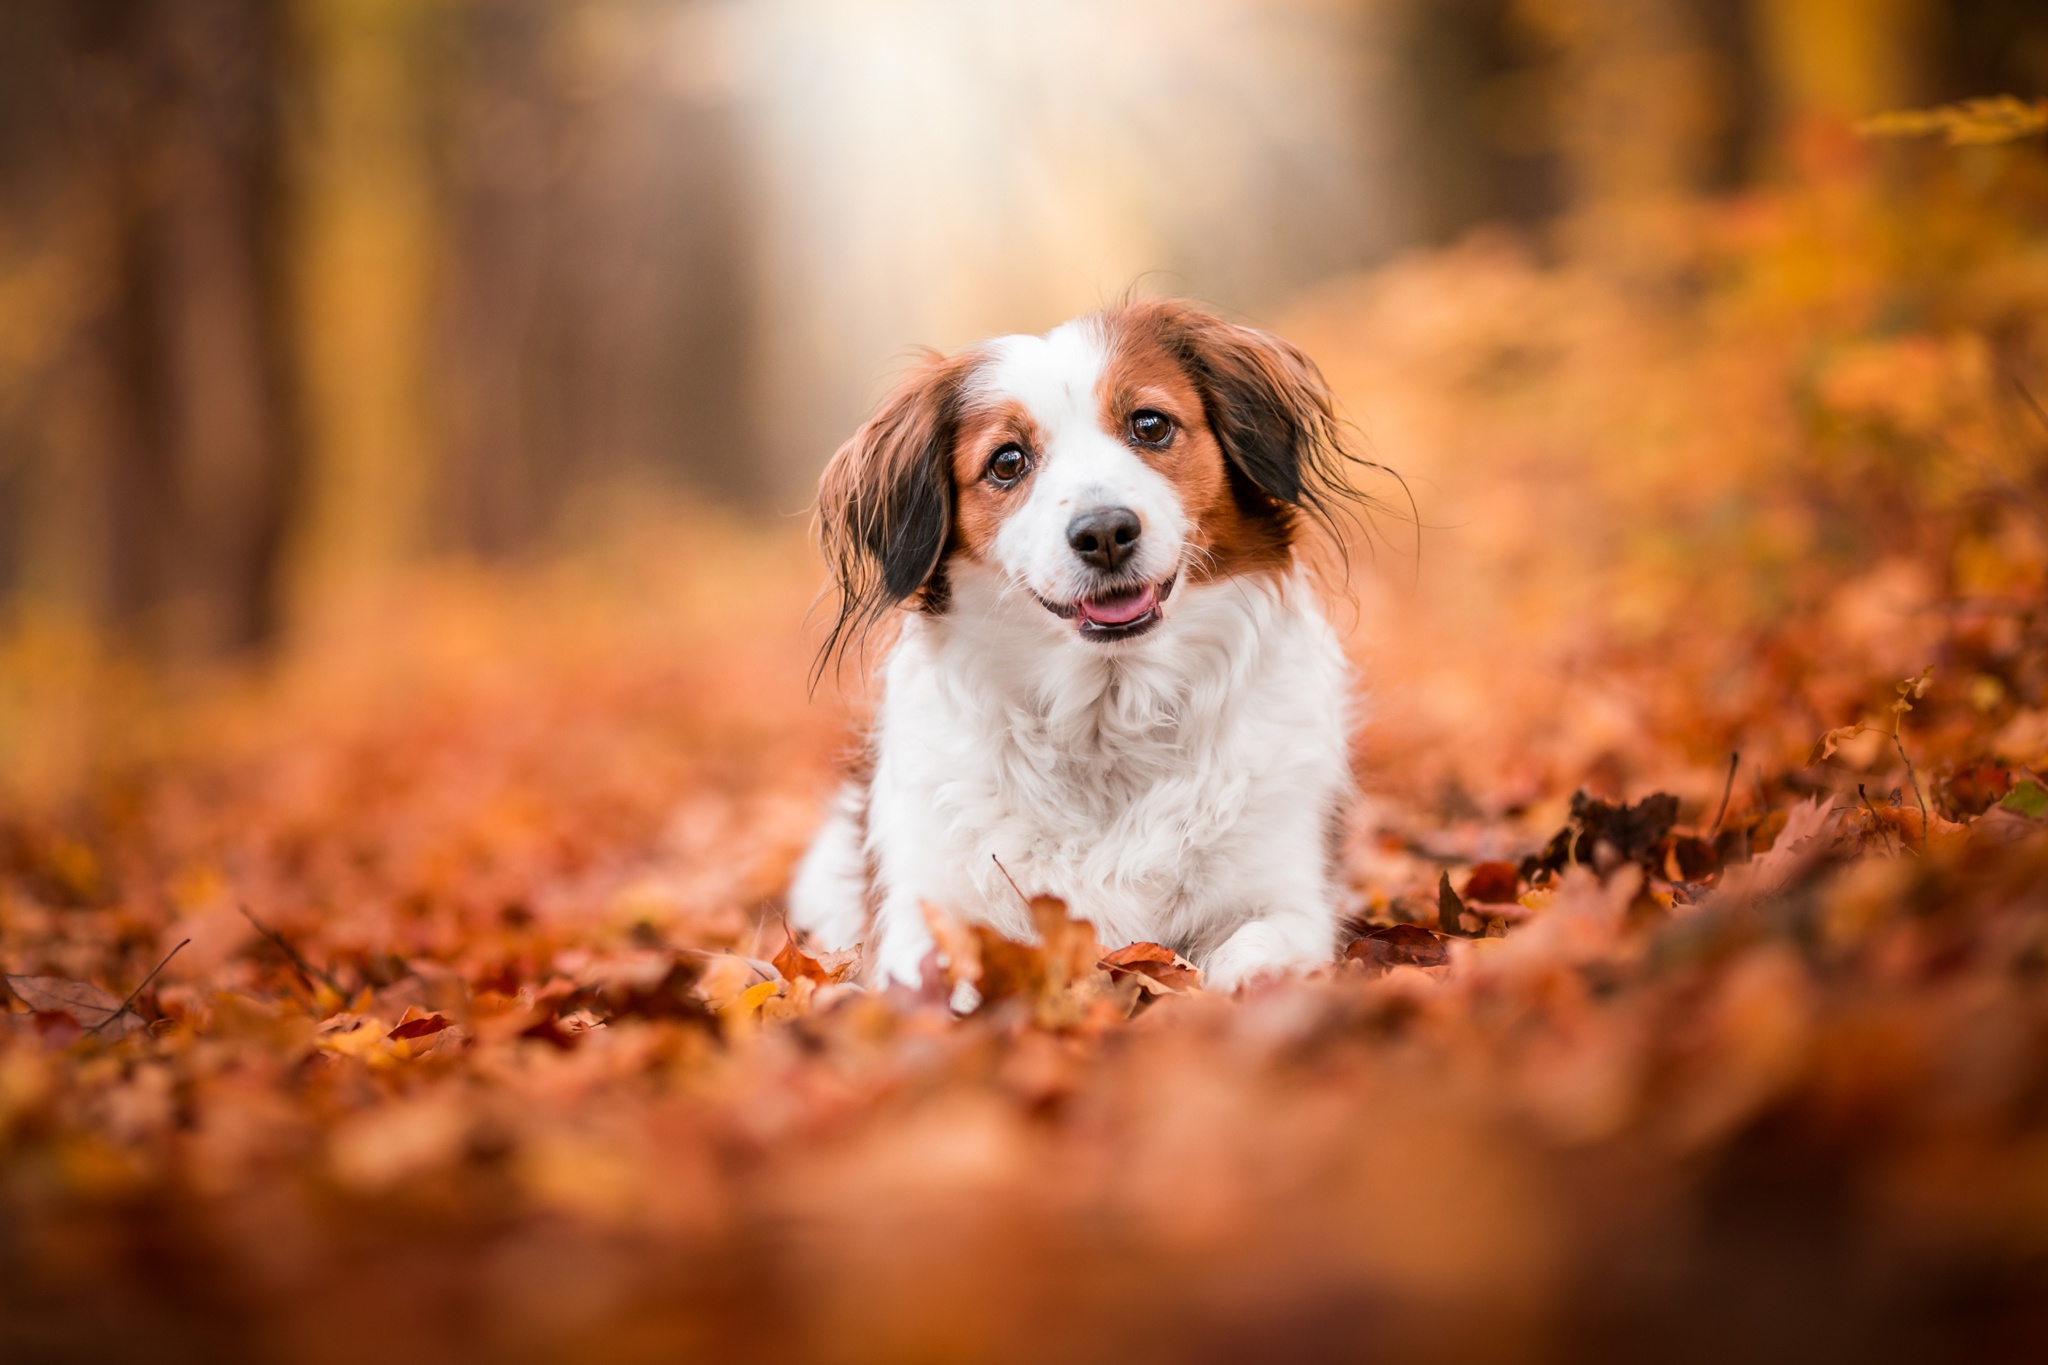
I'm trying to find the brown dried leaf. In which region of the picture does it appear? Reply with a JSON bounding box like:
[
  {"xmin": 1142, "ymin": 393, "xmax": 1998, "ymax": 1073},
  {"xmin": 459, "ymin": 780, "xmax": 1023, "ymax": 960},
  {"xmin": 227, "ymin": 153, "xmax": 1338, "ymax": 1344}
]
[
  {"xmin": 4, "ymin": 974, "xmax": 145, "ymax": 1040},
  {"xmin": 1665, "ymin": 835, "xmax": 1719, "ymax": 883},
  {"xmin": 1571, "ymin": 791, "xmax": 1680, "ymax": 868},
  {"xmin": 1099, "ymin": 941, "xmax": 1202, "ymax": 994},
  {"xmin": 1437, "ymin": 872, "xmax": 1470, "ymax": 936},
  {"xmin": 1345, "ymin": 923, "xmax": 1450, "ymax": 970},
  {"xmin": 387, "ymin": 1012, "xmax": 452, "ymax": 1041},
  {"xmin": 1461, "ymin": 861, "xmax": 1521, "ymax": 904}
]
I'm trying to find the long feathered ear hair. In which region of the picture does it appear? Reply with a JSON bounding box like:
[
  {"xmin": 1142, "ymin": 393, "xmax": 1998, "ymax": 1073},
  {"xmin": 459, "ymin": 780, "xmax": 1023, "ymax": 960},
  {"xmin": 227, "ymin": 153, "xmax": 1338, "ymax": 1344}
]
[
  {"xmin": 812, "ymin": 349, "xmax": 976, "ymax": 685},
  {"xmin": 1125, "ymin": 298, "xmax": 1365, "ymax": 541}
]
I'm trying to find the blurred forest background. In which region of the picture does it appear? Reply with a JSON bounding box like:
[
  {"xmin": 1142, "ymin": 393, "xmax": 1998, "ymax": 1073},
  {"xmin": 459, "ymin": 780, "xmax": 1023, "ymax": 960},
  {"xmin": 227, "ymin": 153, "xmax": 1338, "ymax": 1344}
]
[
  {"xmin": 0, "ymin": 0, "xmax": 2042, "ymax": 662},
  {"xmin": 8, "ymin": 7, "xmax": 2048, "ymax": 1358}
]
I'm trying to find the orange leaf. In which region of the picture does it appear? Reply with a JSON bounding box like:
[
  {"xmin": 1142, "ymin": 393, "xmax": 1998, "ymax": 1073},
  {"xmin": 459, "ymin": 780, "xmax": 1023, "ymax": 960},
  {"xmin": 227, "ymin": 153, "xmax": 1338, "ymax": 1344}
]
[{"xmin": 773, "ymin": 929, "xmax": 858, "ymax": 986}]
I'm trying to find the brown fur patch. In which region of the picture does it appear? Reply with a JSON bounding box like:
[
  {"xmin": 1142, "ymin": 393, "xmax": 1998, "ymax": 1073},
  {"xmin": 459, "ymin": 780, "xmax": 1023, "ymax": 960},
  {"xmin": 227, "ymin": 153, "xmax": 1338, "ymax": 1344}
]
[
  {"xmin": 1099, "ymin": 304, "xmax": 1300, "ymax": 583},
  {"xmin": 946, "ymin": 400, "xmax": 1046, "ymax": 566}
]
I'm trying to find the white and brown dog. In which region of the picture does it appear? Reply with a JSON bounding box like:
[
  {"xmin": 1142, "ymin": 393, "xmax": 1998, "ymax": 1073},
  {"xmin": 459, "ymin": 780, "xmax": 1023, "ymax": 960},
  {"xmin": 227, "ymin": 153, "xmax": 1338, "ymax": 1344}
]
[{"xmin": 790, "ymin": 298, "xmax": 1363, "ymax": 992}]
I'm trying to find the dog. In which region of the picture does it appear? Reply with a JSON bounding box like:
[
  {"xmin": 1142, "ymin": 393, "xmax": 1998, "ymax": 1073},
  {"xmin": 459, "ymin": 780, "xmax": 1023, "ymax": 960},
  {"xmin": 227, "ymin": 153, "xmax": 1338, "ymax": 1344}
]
[{"xmin": 789, "ymin": 298, "xmax": 1363, "ymax": 993}]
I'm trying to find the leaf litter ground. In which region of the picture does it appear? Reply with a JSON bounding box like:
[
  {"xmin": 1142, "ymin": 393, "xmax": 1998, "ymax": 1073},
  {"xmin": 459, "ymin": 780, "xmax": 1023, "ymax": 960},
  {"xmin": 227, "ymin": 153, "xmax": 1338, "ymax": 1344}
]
[{"xmin": 6, "ymin": 175, "xmax": 2048, "ymax": 1363}]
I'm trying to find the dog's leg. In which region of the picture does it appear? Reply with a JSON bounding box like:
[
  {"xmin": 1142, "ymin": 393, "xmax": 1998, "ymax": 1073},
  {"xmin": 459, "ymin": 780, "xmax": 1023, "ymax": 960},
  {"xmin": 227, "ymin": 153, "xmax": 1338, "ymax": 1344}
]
[
  {"xmin": 1200, "ymin": 908, "xmax": 1335, "ymax": 993},
  {"xmin": 866, "ymin": 892, "xmax": 936, "ymax": 989},
  {"xmin": 787, "ymin": 782, "xmax": 869, "ymax": 951}
]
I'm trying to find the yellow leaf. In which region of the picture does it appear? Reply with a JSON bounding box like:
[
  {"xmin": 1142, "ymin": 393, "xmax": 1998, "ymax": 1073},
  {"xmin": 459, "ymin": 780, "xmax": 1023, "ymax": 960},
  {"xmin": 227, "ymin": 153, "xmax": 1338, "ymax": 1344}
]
[{"xmin": 720, "ymin": 978, "xmax": 780, "ymax": 1021}]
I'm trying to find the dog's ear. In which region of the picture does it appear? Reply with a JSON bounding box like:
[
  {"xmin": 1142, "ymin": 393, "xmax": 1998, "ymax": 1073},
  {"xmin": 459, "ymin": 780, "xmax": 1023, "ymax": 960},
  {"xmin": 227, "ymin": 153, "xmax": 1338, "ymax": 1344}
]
[
  {"xmin": 815, "ymin": 351, "xmax": 969, "ymax": 677},
  {"xmin": 1147, "ymin": 301, "xmax": 1352, "ymax": 524}
]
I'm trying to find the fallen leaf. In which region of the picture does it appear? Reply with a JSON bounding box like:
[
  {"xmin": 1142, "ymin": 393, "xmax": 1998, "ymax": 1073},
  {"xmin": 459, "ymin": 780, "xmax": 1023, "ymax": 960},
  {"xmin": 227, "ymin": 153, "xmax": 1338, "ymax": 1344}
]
[
  {"xmin": 1099, "ymin": 941, "xmax": 1202, "ymax": 993},
  {"xmin": 1521, "ymin": 826, "xmax": 1575, "ymax": 882},
  {"xmin": 972, "ymin": 925, "xmax": 1048, "ymax": 1005},
  {"xmin": 1945, "ymin": 765, "xmax": 2010, "ymax": 816},
  {"xmin": 2000, "ymin": 780, "xmax": 2048, "ymax": 820},
  {"xmin": 1345, "ymin": 924, "xmax": 1450, "ymax": 970},
  {"xmin": 4, "ymin": 975, "xmax": 145, "ymax": 1040},
  {"xmin": 387, "ymin": 1012, "xmax": 452, "ymax": 1041},
  {"xmin": 1571, "ymin": 791, "xmax": 1680, "ymax": 868},
  {"xmin": 1461, "ymin": 861, "xmax": 1521, "ymax": 904},
  {"xmin": 773, "ymin": 930, "xmax": 858, "ymax": 986},
  {"xmin": 1664, "ymin": 835, "xmax": 1719, "ymax": 883},
  {"xmin": 1437, "ymin": 872, "xmax": 1470, "ymax": 936}
]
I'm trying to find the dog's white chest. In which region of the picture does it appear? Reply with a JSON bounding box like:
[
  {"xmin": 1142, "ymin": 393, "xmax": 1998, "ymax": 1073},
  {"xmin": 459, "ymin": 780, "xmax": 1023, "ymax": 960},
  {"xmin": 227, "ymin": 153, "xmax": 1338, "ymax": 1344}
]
[{"xmin": 863, "ymin": 576, "xmax": 1352, "ymax": 957}]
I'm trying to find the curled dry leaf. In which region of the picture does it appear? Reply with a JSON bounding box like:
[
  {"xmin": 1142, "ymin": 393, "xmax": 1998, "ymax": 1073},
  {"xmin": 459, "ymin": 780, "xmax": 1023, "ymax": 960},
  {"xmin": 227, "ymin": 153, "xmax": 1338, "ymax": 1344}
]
[{"xmin": 1099, "ymin": 941, "xmax": 1202, "ymax": 994}]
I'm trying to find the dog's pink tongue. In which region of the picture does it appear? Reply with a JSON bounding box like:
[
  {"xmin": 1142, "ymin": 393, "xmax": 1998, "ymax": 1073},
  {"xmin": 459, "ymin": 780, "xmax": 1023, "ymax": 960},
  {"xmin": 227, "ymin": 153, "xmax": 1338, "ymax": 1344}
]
[{"xmin": 1079, "ymin": 584, "xmax": 1157, "ymax": 626}]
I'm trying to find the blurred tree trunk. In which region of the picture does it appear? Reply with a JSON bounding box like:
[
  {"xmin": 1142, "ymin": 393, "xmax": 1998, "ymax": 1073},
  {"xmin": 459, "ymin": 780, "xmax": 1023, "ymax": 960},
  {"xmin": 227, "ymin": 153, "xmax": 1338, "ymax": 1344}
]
[
  {"xmin": 436, "ymin": 0, "xmax": 763, "ymax": 547},
  {"xmin": 286, "ymin": 0, "xmax": 443, "ymax": 628},
  {"xmin": 1750, "ymin": 0, "xmax": 1936, "ymax": 138},
  {"xmin": 60, "ymin": 0, "xmax": 304, "ymax": 656},
  {"xmin": 1377, "ymin": 0, "xmax": 1760, "ymax": 249}
]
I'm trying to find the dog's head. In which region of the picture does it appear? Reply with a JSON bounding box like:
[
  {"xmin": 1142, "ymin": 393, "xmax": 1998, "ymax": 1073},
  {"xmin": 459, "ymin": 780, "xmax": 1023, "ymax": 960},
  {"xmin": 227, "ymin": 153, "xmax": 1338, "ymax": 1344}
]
[{"xmin": 816, "ymin": 298, "xmax": 1356, "ymax": 673}]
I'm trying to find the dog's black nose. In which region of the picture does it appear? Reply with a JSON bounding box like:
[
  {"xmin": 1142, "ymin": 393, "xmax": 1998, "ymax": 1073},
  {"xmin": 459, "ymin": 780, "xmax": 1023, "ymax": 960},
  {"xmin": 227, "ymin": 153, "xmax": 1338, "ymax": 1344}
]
[{"xmin": 1067, "ymin": 507, "xmax": 1142, "ymax": 572}]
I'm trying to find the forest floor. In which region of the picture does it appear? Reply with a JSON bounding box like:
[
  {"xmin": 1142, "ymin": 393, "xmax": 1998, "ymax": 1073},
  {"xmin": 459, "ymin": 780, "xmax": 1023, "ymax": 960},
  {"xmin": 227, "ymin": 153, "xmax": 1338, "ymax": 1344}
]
[{"xmin": 5, "ymin": 164, "xmax": 2048, "ymax": 1363}]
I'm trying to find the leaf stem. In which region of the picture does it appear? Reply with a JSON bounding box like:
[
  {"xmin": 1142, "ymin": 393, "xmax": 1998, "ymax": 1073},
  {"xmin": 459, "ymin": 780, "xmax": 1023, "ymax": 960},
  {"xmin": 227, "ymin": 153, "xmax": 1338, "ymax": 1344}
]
[
  {"xmin": 1894, "ymin": 733, "xmax": 1929, "ymax": 851},
  {"xmin": 241, "ymin": 904, "xmax": 343, "ymax": 995},
  {"xmin": 1710, "ymin": 750, "xmax": 1740, "ymax": 836},
  {"xmin": 990, "ymin": 854, "xmax": 1031, "ymax": 911},
  {"xmin": 89, "ymin": 938, "xmax": 189, "ymax": 1037},
  {"xmin": 1857, "ymin": 784, "xmax": 1897, "ymax": 858}
]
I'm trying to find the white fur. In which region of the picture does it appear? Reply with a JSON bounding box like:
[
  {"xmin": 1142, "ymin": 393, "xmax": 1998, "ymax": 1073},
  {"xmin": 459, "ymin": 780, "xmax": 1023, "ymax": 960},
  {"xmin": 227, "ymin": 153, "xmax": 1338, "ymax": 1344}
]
[
  {"xmin": 791, "ymin": 318, "xmax": 1354, "ymax": 992},
  {"xmin": 975, "ymin": 323, "xmax": 1189, "ymax": 606}
]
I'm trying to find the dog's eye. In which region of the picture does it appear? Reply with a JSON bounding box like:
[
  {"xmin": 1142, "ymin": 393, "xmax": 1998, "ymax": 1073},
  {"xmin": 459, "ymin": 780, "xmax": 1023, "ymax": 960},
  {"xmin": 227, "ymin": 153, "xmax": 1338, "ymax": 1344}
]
[
  {"xmin": 985, "ymin": 444, "xmax": 1028, "ymax": 485},
  {"xmin": 1129, "ymin": 409, "xmax": 1174, "ymax": 446}
]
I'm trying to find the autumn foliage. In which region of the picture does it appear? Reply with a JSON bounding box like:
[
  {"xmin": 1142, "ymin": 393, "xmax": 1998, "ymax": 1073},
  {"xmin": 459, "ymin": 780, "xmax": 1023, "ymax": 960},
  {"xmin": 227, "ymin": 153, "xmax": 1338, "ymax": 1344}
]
[{"xmin": 6, "ymin": 152, "xmax": 2048, "ymax": 1362}]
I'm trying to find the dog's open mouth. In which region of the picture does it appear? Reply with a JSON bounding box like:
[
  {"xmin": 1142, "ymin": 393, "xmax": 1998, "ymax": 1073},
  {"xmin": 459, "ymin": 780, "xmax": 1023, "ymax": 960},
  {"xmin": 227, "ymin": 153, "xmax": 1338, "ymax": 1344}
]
[{"xmin": 1037, "ymin": 577, "xmax": 1174, "ymax": 641}]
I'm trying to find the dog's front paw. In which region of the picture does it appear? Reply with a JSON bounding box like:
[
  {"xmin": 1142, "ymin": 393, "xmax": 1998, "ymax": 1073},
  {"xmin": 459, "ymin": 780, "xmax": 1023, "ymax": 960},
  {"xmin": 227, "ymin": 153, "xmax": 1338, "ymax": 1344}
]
[{"xmin": 1201, "ymin": 919, "xmax": 1325, "ymax": 993}]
